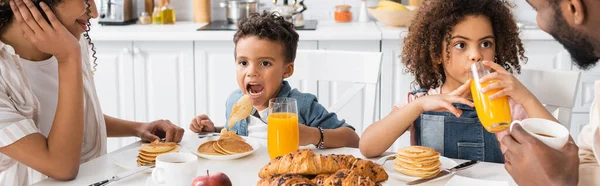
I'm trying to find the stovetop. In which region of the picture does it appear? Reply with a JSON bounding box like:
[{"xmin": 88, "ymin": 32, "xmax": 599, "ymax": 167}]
[{"xmin": 197, "ymin": 20, "xmax": 318, "ymax": 31}]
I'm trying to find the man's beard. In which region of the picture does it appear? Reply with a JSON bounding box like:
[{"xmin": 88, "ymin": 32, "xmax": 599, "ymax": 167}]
[{"xmin": 549, "ymin": 7, "xmax": 599, "ymax": 70}]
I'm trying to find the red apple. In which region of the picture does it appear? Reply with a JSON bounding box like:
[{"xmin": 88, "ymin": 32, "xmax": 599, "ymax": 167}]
[{"xmin": 191, "ymin": 170, "xmax": 232, "ymax": 186}]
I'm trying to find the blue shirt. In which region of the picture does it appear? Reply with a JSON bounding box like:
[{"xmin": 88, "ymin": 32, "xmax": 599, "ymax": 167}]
[{"xmin": 224, "ymin": 81, "xmax": 355, "ymax": 136}]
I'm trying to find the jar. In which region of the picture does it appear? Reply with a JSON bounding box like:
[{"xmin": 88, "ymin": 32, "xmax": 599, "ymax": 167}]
[
  {"xmin": 152, "ymin": 6, "xmax": 162, "ymax": 24},
  {"xmin": 334, "ymin": 5, "xmax": 352, "ymax": 23},
  {"xmin": 139, "ymin": 12, "xmax": 152, "ymax": 25}
]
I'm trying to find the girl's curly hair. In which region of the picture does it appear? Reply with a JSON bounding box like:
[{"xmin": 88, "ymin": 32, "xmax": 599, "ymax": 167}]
[
  {"xmin": 0, "ymin": 0, "xmax": 98, "ymax": 74},
  {"xmin": 402, "ymin": 0, "xmax": 527, "ymax": 90}
]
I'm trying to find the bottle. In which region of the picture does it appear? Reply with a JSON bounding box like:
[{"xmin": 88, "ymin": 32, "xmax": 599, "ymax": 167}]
[
  {"xmin": 161, "ymin": 1, "xmax": 176, "ymax": 24},
  {"xmin": 152, "ymin": 6, "xmax": 162, "ymax": 24},
  {"xmin": 358, "ymin": 0, "xmax": 368, "ymax": 22}
]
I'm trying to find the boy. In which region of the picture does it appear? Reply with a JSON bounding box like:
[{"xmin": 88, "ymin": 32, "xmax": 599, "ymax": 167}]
[{"xmin": 189, "ymin": 12, "xmax": 359, "ymax": 148}]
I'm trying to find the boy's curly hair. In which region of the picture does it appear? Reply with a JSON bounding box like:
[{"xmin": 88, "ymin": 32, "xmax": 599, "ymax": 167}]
[
  {"xmin": 402, "ymin": 0, "xmax": 527, "ymax": 90},
  {"xmin": 233, "ymin": 11, "xmax": 299, "ymax": 63}
]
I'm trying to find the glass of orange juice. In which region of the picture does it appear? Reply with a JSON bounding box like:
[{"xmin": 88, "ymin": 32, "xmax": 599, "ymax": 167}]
[
  {"xmin": 267, "ymin": 98, "xmax": 299, "ymax": 159},
  {"xmin": 470, "ymin": 61, "xmax": 512, "ymax": 133}
]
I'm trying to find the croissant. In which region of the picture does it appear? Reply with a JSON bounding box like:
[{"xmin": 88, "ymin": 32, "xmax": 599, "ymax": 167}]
[
  {"xmin": 348, "ymin": 158, "xmax": 389, "ymax": 182},
  {"xmin": 259, "ymin": 149, "xmax": 389, "ymax": 183},
  {"xmin": 322, "ymin": 169, "xmax": 376, "ymax": 186},
  {"xmin": 259, "ymin": 149, "xmax": 357, "ymax": 178},
  {"xmin": 311, "ymin": 174, "xmax": 331, "ymax": 186},
  {"xmin": 256, "ymin": 174, "xmax": 314, "ymax": 186}
]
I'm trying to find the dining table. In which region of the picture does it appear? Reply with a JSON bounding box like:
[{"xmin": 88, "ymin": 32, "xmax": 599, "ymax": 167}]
[{"xmin": 32, "ymin": 131, "xmax": 517, "ymax": 186}]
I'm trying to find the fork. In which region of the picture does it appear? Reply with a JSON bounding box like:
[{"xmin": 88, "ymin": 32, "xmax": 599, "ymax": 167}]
[{"xmin": 377, "ymin": 154, "xmax": 396, "ymax": 166}]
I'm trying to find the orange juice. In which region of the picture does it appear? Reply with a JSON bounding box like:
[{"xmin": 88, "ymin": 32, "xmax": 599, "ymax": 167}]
[
  {"xmin": 470, "ymin": 79, "xmax": 512, "ymax": 133},
  {"xmin": 267, "ymin": 112, "xmax": 299, "ymax": 159}
]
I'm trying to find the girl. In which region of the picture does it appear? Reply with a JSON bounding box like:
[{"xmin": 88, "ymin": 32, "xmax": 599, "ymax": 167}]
[
  {"xmin": 360, "ymin": 0, "xmax": 557, "ymax": 163},
  {"xmin": 0, "ymin": 0, "xmax": 184, "ymax": 185}
]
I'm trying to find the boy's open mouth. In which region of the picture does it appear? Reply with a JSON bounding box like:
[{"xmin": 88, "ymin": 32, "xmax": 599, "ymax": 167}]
[{"xmin": 246, "ymin": 82, "xmax": 265, "ymax": 97}]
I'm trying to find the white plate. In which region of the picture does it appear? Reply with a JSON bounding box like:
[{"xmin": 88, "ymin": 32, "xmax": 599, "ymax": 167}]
[
  {"xmin": 380, "ymin": 154, "xmax": 458, "ymax": 182},
  {"xmin": 110, "ymin": 147, "xmax": 154, "ymax": 173},
  {"xmin": 183, "ymin": 136, "xmax": 260, "ymax": 160}
]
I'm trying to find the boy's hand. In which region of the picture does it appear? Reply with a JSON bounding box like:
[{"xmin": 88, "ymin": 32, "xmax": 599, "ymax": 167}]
[
  {"xmin": 189, "ymin": 114, "xmax": 216, "ymax": 133},
  {"xmin": 415, "ymin": 80, "xmax": 474, "ymax": 117},
  {"xmin": 479, "ymin": 61, "xmax": 534, "ymax": 105}
]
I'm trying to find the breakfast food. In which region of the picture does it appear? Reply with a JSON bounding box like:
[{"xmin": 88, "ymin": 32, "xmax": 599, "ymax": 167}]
[
  {"xmin": 258, "ymin": 170, "xmax": 376, "ymax": 186},
  {"xmin": 136, "ymin": 139, "xmax": 180, "ymax": 166},
  {"xmin": 376, "ymin": 0, "xmax": 408, "ymax": 11},
  {"xmin": 258, "ymin": 149, "xmax": 388, "ymax": 184},
  {"xmin": 227, "ymin": 94, "xmax": 252, "ymax": 129},
  {"xmin": 197, "ymin": 128, "xmax": 253, "ymax": 156},
  {"xmin": 394, "ymin": 146, "xmax": 441, "ymax": 177},
  {"xmin": 257, "ymin": 174, "xmax": 314, "ymax": 186},
  {"xmin": 191, "ymin": 170, "xmax": 233, "ymax": 186}
]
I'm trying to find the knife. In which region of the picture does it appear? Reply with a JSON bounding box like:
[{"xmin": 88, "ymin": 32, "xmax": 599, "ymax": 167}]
[
  {"xmin": 406, "ymin": 160, "xmax": 479, "ymax": 185},
  {"xmin": 88, "ymin": 165, "xmax": 154, "ymax": 186}
]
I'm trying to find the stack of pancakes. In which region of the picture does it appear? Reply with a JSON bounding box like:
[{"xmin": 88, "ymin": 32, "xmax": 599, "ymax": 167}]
[
  {"xmin": 137, "ymin": 140, "xmax": 180, "ymax": 166},
  {"xmin": 394, "ymin": 146, "xmax": 441, "ymax": 177},
  {"xmin": 197, "ymin": 129, "xmax": 253, "ymax": 156}
]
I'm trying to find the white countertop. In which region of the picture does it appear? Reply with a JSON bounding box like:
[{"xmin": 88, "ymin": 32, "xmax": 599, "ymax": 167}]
[
  {"xmin": 88, "ymin": 21, "xmax": 556, "ymax": 42},
  {"xmin": 89, "ymin": 21, "xmax": 382, "ymax": 41}
]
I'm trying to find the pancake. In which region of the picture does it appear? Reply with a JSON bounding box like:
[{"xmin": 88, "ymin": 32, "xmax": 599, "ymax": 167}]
[
  {"xmin": 139, "ymin": 145, "xmax": 181, "ymax": 156},
  {"xmin": 217, "ymin": 138, "xmax": 253, "ymax": 154},
  {"xmin": 396, "ymin": 146, "xmax": 439, "ymax": 159},
  {"xmin": 213, "ymin": 141, "xmax": 230, "ymax": 155},
  {"xmin": 219, "ymin": 128, "xmax": 244, "ymax": 141},
  {"xmin": 394, "ymin": 165, "xmax": 441, "ymax": 177},
  {"xmin": 197, "ymin": 141, "xmax": 224, "ymax": 155},
  {"xmin": 139, "ymin": 140, "xmax": 177, "ymax": 153},
  {"xmin": 394, "ymin": 146, "xmax": 442, "ymax": 178}
]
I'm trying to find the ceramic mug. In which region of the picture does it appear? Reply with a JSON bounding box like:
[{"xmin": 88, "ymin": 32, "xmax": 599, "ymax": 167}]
[
  {"xmin": 152, "ymin": 152, "xmax": 198, "ymax": 185},
  {"xmin": 510, "ymin": 118, "xmax": 569, "ymax": 150}
]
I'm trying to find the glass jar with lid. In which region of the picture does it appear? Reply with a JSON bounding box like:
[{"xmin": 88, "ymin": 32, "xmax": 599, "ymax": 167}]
[{"xmin": 334, "ymin": 5, "xmax": 352, "ymax": 23}]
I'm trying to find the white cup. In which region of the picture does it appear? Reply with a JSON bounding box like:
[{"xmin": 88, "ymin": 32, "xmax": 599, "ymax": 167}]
[
  {"xmin": 510, "ymin": 118, "xmax": 569, "ymax": 150},
  {"xmin": 152, "ymin": 152, "xmax": 198, "ymax": 185}
]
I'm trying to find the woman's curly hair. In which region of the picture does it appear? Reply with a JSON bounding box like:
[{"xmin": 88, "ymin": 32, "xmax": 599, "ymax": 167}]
[
  {"xmin": 402, "ymin": 0, "xmax": 527, "ymax": 90},
  {"xmin": 0, "ymin": 0, "xmax": 98, "ymax": 73}
]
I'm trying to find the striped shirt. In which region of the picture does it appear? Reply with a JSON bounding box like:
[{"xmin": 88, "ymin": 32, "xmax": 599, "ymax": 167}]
[{"xmin": 0, "ymin": 38, "xmax": 107, "ymax": 186}]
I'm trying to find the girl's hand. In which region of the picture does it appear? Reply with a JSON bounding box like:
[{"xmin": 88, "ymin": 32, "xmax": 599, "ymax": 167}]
[
  {"xmin": 416, "ymin": 80, "xmax": 474, "ymax": 117},
  {"xmin": 9, "ymin": 0, "xmax": 80, "ymax": 60},
  {"xmin": 479, "ymin": 61, "xmax": 534, "ymax": 105}
]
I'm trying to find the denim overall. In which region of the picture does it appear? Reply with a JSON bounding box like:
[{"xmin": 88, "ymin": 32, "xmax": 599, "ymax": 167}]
[{"xmin": 410, "ymin": 90, "xmax": 505, "ymax": 163}]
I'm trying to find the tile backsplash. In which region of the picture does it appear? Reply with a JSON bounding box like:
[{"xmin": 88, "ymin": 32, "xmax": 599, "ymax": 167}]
[{"xmin": 123, "ymin": 0, "xmax": 537, "ymax": 24}]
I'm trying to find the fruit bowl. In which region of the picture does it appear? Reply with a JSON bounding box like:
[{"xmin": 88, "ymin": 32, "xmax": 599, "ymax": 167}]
[{"xmin": 369, "ymin": 7, "xmax": 417, "ymax": 27}]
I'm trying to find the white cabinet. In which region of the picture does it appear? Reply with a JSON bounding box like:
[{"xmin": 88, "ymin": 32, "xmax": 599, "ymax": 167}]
[
  {"xmin": 132, "ymin": 41, "xmax": 195, "ymax": 127},
  {"xmin": 93, "ymin": 41, "xmax": 137, "ymax": 152},
  {"xmin": 94, "ymin": 41, "xmax": 195, "ymax": 152},
  {"xmin": 520, "ymin": 41, "xmax": 572, "ymax": 70},
  {"xmin": 382, "ymin": 39, "xmax": 412, "ymax": 149},
  {"xmin": 194, "ymin": 41, "xmax": 319, "ymax": 127}
]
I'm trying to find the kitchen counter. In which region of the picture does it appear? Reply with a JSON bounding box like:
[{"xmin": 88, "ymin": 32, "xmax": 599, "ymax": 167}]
[
  {"xmin": 88, "ymin": 21, "xmax": 556, "ymax": 42},
  {"xmin": 89, "ymin": 21, "xmax": 382, "ymax": 41}
]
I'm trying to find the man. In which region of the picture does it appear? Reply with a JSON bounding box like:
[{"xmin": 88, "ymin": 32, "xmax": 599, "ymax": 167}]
[{"xmin": 503, "ymin": 0, "xmax": 600, "ymax": 185}]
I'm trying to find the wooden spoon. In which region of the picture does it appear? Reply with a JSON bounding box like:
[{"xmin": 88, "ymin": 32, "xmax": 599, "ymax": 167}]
[{"xmin": 227, "ymin": 94, "xmax": 253, "ymax": 129}]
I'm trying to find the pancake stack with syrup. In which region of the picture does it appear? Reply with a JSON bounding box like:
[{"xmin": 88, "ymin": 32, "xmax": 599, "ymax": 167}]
[{"xmin": 394, "ymin": 146, "xmax": 442, "ymax": 177}]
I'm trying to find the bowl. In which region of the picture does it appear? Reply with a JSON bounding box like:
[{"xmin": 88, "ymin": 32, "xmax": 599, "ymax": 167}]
[{"xmin": 368, "ymin": 7, "xmax": 417, "ymax": 27}]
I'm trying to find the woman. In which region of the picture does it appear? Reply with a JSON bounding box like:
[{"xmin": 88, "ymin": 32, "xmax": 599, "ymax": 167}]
[{"xmin": 0, "ymin": 0, "xmax": 185, "ymax": 185}]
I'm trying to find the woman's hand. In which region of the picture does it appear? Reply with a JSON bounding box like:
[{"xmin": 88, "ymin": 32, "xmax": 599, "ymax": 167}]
[{"xmin": 9, "ymin": 0, "xmax": 80, "ymax": 59}]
